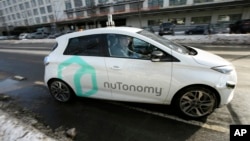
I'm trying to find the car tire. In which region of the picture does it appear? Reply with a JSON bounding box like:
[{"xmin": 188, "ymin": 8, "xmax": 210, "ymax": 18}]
[
  {"xmin": 48, "ymin": 80, "xmax": 75, "ymax": 102},
  {"xmin": 173, "ymin": 86, "xmax": 217, "ymax": 119}
]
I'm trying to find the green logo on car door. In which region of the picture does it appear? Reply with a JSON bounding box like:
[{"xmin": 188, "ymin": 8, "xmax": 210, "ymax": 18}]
[{"xmin": 58, "ymin": 56, "xmax": 98, "ymax": 97}]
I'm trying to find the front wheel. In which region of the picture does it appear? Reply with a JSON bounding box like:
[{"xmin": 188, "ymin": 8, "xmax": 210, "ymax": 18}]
[
  {"xmin": 173, "ymin": 87, "xmax": 217, "ymax": 119},
  {"xmin": 48, "ymin": 80, "xmax": 75, "ymax": 102}
]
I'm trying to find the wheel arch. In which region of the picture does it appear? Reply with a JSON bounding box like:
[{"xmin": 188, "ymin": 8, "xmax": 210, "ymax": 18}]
[{"xmin": 170, "ymin": 84, "xmax": 221, "ymax": 108}]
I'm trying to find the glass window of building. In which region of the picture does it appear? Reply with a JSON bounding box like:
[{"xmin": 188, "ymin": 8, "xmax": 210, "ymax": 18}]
[
  {"xmin": 87, "ymin": 9, "xmax": 95, "ymax": 16},
  {"xmin": 100, "ymin": 7, "xmax": 109, "ymax": 14},
  {"xmin": 12, "ymin": 14, "xmax": 16, "ymax": 20},
  {"xmin": 7, "ymin": 0, "xmax": 11, "ymax": 5},
  {"xmin": 46, "ymin": 0, "xmax": 51, "ymax": 3},
  {"xmin": 191, "ymin": 16, "xmax": 211, "ymax": 24},
  {"xmin": 40, "ymin": 7, "xmax": 46, "ymax": 14},
  {"xmin": 86, "ymin": 0, "xmax": 96, "ymax": 7},
  {"xmin": 9, "ymin": 7, "xmax": 13, "ymax": 13},
  {"xmin": 218, "ymin": 14, "xmax": 241, "ymax": 23},
  {"xmin": 49, "ymin": 14, "xmax": 54, "ymax": 22},
  {"xmin": 65, "ymin": 0, "xmax": 72, "ymax": 10},
  {"xmin": 67, "ymin": 13, "xmax": 74, "ymax": 19},
  {"xmin": 74, "ymin": 0, "xmax": 83, "ymax": 7},
  {"xmin": 31, "ymin": 0, "xmax": 37, "ymax": 7},
  {"xmin": 99, "ymin": 0, "xmax": 108, "ymax": 3},
  {"xmin": 19, "ymin": 3, "xmax": 24, "ymax": 10},
  {"xmin": 14, "ymin": 5, "xmax": 18, "ymax": 11},
  {"xmin": 169, "ymin": 18, "xmax": 185, "ymax": 25},
  {"xmin": 33, "ymin": 9, "xmax": 39, "ymax": 15},
  {"xmin": 42, "ymin": 16, "xmax": 47, "ymax": 23},
  {"xmin": 114, "ymin": 5, "xmax": 125, "ymax": 12},
  {"xmin": 3, "ymin": 1, "xmax": 6, "ymax": 7},
  {"xmin": 35, "ymin": 17, "xmax": 41, "ymax": 24},
  {"xmin": 25, "ymin": 2, "xmax": 30, "ymax": 9},
  {"xmin": 148, "ymin": 0, "xmax": 163, "ymax": 8},
  {"xmin": 76, "ymin": 11, "xmax": 84, "ymax": 17},
  {"xmin": 169, "ymin": 0, "xmax": 187, "ymax": 6},
  {"xmin": 16, "ymin": 13, "xmax": 21, "ymax": 19},
  {"xmin": 130, "ymin": 2, "xmax": 142, "ymax": 11},
  {"xmin": 194, "ymin": 0, "xmax": 213, "ymax": 3},
  {"xmin": 47, "ymin": 5, "xmax": 52, "ymax": 13},
  {"xmin": 38, "ymin": 0, "xmax": 44, "ymax": 5}
]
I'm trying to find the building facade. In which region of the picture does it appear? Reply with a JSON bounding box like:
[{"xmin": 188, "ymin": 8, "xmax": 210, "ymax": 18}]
[{"xmin": 0, "ymin": 0, "xmax": 250, "ymax": 35}]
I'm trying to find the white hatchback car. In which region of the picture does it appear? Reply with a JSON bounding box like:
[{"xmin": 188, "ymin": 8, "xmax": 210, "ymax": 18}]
[{"xmin": 44, "ymin": 27, "xmax": 237, "ymax": 118}]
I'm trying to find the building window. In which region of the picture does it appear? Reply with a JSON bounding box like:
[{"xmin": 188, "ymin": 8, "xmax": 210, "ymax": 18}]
[
  {"xmin": 87, "ymin": 9, "xmax": 95, "ymax": 16},
  {"xmin": 31, "ymin": 0, "xmax": 37, "ymax": 7},
  {"xmin": 16, "ymin": 13, "xmax": 21, "ymax": 19},
  {"xmin": 9, "ymin": 7, "xmax": 13, "ymax": 13},
  {"xmin": 169, "ymin": 0, "xmax": 187, "ymax": 6},
  {"xmin": 194, "ymin": 0, "xmax": 213, "ymax": 3},
  {"xmin": 86, "ymin": 0, "xmax": 96, "ymax": 7},
  {"xmin": 148, "ymin": 0, "xmax": 163, "ymax": 8},
  {"xmin": 67, "ymin": 13, "xmax": 74, "ymax": 19},
  {"xmin": 47, "ymin": 5, "xmax": 52, "ymax": 13},
  {"xmin": 12, "ymin": 14, "xmax": 16, "ymax": 20},
  {"xmin": 148, "ymin": 20, "xmax": 160, "ymax": 26},
  {"xmin": 99, "ymin": 0, "xmax": 108, "ymax": 3},
  {"xmin": 74, "ymin": 0, "xmax": 83, "ymax": 7},
  {"xmin": 42, "ymin": 16, "xmax": 48, "ymax": 23},
  {"xmin": 35, "ymin": 17, "xmax": 41, "ymax": 24},
  {"xmin": 191, "ymin": 16, "xmax": 211, "ymax": 24},
  {"xmin": 33, "ymin": 9, "xmax": 39, "ymax": 15},
  {"xmin": 218, "ymin": 14, "xmax": 241, "ymax": 23},
  {"xmin": 49, "ymin": 14, "xmax": 54, "ymax": 22},
  {"xmin": 38, "ymin": 0, "xmax": 44, "ymax": 5},
  {"xmin": 100, "ymin": 7, "xmax": 109, "ymax": 14},
  {"xmin": 40, "ymin": 7, "xmax": 46, "ymax": 14},
  {"xmin": 114, "ymin": 5, "xmax": 125, "ymax": 12},
  {"xmin": 25, "ymin": 2, "xmax": 30, "ymax": 9},
  {"xmin": 19, "ymin": 3, "xmax": 24, "ymax": 10},
  {"xmin": 130, "ymin": 2, "xmax": 142, "ymax": 11},
  {"xmin": 76, "ymin": 11, "xmax": 84, "ymax": 18},
  {"xmin": 65, "ymin": 0, "xmax": 72, "ymax": 10},
  {"xmin": 169, "ymin": 18, "xmax": 186, "ymax": 25}
]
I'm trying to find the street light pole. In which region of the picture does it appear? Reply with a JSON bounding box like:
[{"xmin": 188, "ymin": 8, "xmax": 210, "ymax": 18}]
[{"xmin": 138, "ymin": 0, "xmax": 142, "ymax": 28}]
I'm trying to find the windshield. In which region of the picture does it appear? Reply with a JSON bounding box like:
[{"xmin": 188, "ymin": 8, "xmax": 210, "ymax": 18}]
[{"xmin": 138, "ymin": 30, "xmax": 189, "ymax": 54}]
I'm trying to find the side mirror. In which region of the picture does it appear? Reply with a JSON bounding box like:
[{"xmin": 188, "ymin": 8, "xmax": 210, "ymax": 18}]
[{"xmin": 151, "ymin": 51, "xmax": 164, "ymax": 62}]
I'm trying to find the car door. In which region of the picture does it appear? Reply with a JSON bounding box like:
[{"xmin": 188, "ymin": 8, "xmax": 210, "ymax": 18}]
[
  {"xmin": 104, "ymin": 34, "xmax": 173, "ymax": 104},
  {"xmin": 60, "ymin": 34, "xmax": 111, "ymax": 99}
]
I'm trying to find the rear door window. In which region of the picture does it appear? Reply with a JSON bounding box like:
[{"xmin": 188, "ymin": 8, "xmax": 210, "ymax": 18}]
[{"xmin": 64, "ymin": 34, "xmax": 105, "ymax": 56}]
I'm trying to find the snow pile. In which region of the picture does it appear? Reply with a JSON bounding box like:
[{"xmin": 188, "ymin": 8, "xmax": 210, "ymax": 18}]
[
  {"xmin": 0, "ymin": 109, "xmax": 57, "ymax": 141},
  {"xmin": 165, "ymin": 34, "xmax": 250, "ymax": 44}
]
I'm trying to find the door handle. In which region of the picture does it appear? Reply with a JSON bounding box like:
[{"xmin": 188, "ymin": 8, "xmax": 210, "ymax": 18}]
[{"xmin": 111, "ymin": 66, "xmax": 121, "ymax": 70}]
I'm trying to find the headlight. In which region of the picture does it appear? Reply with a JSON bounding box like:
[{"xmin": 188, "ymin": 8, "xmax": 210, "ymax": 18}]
[
  {"xmin": 44, "ymin": 56, "xmax": 49, "ymax": 66},
  {"xmin": 211, "ymin": 65, "xmax": 233, "ymax": 74}
]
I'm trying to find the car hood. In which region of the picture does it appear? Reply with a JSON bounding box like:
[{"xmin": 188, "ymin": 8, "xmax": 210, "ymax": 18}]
[{"xmin": 192, "ymin": 47, "xmax": 231, "ymax": 67}]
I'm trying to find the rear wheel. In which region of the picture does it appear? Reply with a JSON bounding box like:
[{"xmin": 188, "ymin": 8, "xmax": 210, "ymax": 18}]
[
  {"xmin": 173, "ymin": 86, "xmax": 217, "ymax": 119},
  {"xmin": 48, "ymin": 80, "xmax": 75, "ymax": 102}
]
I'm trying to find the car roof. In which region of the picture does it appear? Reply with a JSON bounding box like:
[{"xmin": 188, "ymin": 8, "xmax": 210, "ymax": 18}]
[{"xmin": 57, "ymin": 27, "xmax": 142, "ymax": 40}]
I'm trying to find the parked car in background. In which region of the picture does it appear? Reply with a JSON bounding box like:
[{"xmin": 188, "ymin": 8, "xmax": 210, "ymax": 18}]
[
  {"xmin": 229, "ymin": 19, "xmax": 250, "ymax": 34},
  {"xmin": 28, "ymin": 32, "xmax": 48, "ymax": 39},
  {"xmin": 18, "ymin": 33, "xmax": 30, "ymax": 40},
  {"xmin": 48, "ymin": 32, "xmax": 64, "ymax": 39},
  {"xmin": 158, "ymin": 22, "xmax": 175, "ymax": 36},
  {"xmin": 185, "ymin": 25, "xmax": 214, "ymax": 35},
  {"xmin": 213, "ymin": 22, "xmax": 231, "ymax": 34}
]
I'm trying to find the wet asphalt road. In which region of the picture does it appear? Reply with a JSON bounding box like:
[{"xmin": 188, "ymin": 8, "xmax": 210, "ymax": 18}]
[{"xmin": 0, "ymin": 42, "xmax": 249, "ymax": 141}]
